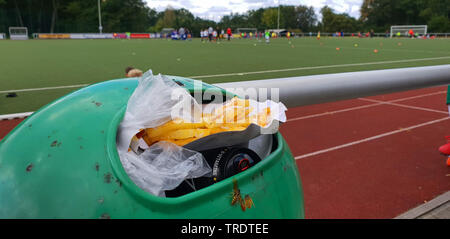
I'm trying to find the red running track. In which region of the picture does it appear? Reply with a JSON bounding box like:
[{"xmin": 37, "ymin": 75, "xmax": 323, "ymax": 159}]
[
  {"xmin": 1, "ymin": 86, "xmax": 450, "ymax": 218},
  {"xmin": 281, "ymin": 86, "xmax": 450, "ymax": 219}
]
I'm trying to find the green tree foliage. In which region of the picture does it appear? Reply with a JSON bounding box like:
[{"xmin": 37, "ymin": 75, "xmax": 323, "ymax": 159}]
[
  {"xmin": 0, "ymin": 0, "xmax": 448, "ymax": 35},
  {"xmin": 320, "ymin": 6, "xmax": 361, "ymax": 32},
  {"xmin": 360, "ymin": 0, "xmax": 450, "ymax": 32},
  {"xmin": 0, "ymin": 0, "xmax": 152, "ymax": 34},
  {"xmin": 295, "ymin": 6, "xmax": 317, "ymax": 32},
  {"xmin": 261, "ymin": 8, "xmax": 278, "ymax": 29},
  {"xmin": 218, "ymin": 13, "xmax": 247, "ymax": 30}
]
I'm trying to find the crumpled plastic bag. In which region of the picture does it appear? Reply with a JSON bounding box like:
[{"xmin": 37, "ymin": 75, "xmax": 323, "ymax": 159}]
[
  {"xmin": 119, "ymin": 141, "xmax": 211, "ymax": 197},
  {"xmin": 117, "ymin": 70, "xmax": 211, "ymax": 197}
]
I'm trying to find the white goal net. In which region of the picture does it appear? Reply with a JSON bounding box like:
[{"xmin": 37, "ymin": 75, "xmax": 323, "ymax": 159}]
[
  {"xmin": 390, "ymin": 25, "xmax": 427, "ymax": 38},
  {"xmin": 9, "ymin": 27, "xmax": 29, "ymax": 40}
]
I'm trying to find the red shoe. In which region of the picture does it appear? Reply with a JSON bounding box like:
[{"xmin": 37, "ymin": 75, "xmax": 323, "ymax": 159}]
[
  {"xmin": 438, "ymin": 136, "xmax": 450, "ymax": 155},
  {"xmin": 447, "ymin": 157, "xmax": 450, "ymax": 167}
]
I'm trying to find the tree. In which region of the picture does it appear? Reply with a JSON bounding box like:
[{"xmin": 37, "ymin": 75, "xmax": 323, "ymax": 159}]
[
  {"xmin": 247, "ymin": 8, "xmax": 265, "ymax": 30},
  {"xmin": 1, "ymin": 0, "xmax": 445, "ymax": 35},
  {"xmin": 279, "ymin": 5, "xmax": 295, "ymax": 29},
  {"xmin": 175, "ymin": 8, "xmax": 195, "ymax": 29},
  {"xmin": 50, "ymin": 0, "xmax": 59, "ymax": 33},
  {"xmin": 262, "ymin": 8, "xmax": 278, "ymax": 29},
  {"xmin": 162, "ymin": 7, "xmax": 176, "ymax": 28},
  {"xmin": 320, "ymin": 6, "xmax": 361, "ymax": 32},
  {"xmin": 428, "ymin": 15, "xmax": 450, "ymax": 32},
  {"xmin": 295, "ymin": 6, "xmax": 317, "ymax": 32},
  {"xmin": 360, "ymin": 0, "xmax": 450, "ymax": 32},
  {"xmin": 13, "ymin": 0, "xmax": 24, "ymax": 27}
]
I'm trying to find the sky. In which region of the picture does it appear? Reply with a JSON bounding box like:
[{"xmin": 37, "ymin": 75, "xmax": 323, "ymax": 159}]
[{"xmin": 145, "ymin": 0, "xmax": 364, "ymax": 22}]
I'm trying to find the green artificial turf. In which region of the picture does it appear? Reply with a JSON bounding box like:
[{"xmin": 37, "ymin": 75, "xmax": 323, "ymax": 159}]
[{"xmin": 1, "ymin": 37, "xmax": 449, "ymax": 114}]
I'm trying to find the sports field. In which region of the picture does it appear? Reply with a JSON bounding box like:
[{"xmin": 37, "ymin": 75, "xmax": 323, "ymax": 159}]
[{"xmin": 1, "ymin": 37, "xmax": 450, "ymax": 114}]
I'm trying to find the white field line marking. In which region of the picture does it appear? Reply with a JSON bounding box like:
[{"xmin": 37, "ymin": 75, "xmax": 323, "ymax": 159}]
[
  {"xmin": 358, "ymin": 97, "xmax": 449, "ymax": 114},
  {"xmin": 286, "ymin": 90, "xmax": 447, "ymax": 122},
  {"xmin": 188, "ymin": 56, "xmax": 450, "ymax": 79},
  {"xmin": 1, "ymin": 56, "xmax": 450, "ymax": 93},
  {"xmin": 294, "ymin": 116, "xmax": 450, "ymax": 160},
  {"xmin": 0, "ymin": 84, "xmax": 89, "ymax": 94}
]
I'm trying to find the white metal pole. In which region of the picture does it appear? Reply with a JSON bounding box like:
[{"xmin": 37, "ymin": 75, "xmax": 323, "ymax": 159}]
[
  {"xmin": 277, "ymin": 4, "xmax": 280, "ymax": 30},
  {"xmin": 98, "ymin": 0, "xmax": 103, "ymax": 34}
]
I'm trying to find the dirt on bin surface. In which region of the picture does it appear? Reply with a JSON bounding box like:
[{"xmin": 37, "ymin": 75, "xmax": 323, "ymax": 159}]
[{"xmin": 1, "ymin": 86, "xmax": 450, "ymax": 218}]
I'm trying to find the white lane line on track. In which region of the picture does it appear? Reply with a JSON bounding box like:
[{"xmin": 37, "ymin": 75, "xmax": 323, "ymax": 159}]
[
  {"xmin": 294, "ymin": 116, "xmax": 450, "ymax": 160},
  {"xmin": 1, "ymin": 56, "xmax": 450, "ymax": 93},
  {"xmin": 286, "ymin": 103, "xmax": 382, "ymax": 122},
  {"xmin": 389, "ymin": 91, "xmax": 447, "ymax": 103},
  {"xmin": 286, "ymin": 90, "xmax": 447, "ymax": 122},
  {"xmin": 358, "ymin": 97, "xmax": 449, "ymax": 114}
]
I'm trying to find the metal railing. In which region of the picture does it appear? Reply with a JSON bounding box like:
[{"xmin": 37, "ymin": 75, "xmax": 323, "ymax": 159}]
[{"xmin": 215, "ymin": 65, "xmax": 450, "ymax": 108}]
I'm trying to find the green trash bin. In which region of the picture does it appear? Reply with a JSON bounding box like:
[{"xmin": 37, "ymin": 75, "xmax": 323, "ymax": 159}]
[{"xmin": 0, "ymin": 76, "xmax": 304, "ymax": 219}]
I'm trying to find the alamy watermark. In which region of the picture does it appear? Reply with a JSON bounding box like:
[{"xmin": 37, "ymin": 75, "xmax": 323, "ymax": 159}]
[{"xmin": 170, "ymin": 79, "xmax": 282, "ymax": 134}]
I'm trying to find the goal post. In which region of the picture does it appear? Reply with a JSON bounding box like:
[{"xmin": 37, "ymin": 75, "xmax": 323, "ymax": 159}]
[
  {"xmin": 390, "ymin": 25, "xmax": 427, "ymax": 38},
  {"xmin": 236, "ymin": 28, "xmax": 257, "ymax": 34},
  {"xmin": 9, "ymin": 27, "xmax": 29, "ymax": 40}
]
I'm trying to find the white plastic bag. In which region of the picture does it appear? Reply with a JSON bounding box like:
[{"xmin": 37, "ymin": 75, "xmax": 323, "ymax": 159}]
[
  {"xmin": 117, "ymin": 70, "xmax": 211, "ymax": 197},
  {"xmin": 118, "ymin": 142, "xmax": 211, "ymax": 197}
]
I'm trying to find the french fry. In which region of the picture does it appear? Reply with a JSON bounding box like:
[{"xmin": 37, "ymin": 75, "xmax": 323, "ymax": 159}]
[
  {"xmin": 229, "ymin": 97, "xmax": 250, "ymax": 108},
  {"xmin": 162, "ymin": 129, "xmax": 211, "ymax": 140},
  {"xmin": 257, "ymin": 107, "xmax": 271, "ymax": 127},
  {"xmin": 145, "ymin": 120, "xmax": 206, "ymax": 138},
  {"xmin": 210, "ymin": 126, "xmax": 247, "ymax": 134},
  {"xmin": 235, "ymin": 106, "xmax": 254, "ymax": 123},
  {"xmin": 138, "ymin": 97, "xmax": 273, "ymax": 148},
  {"xmin": 142, "ymin": 133, "xmax": 157, "ymax": 146}
]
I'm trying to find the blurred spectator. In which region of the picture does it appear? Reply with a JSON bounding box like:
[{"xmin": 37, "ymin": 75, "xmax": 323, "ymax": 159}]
[{"xmin": 208, "ymin": 26, "xmax": 213, "ymax": 41}]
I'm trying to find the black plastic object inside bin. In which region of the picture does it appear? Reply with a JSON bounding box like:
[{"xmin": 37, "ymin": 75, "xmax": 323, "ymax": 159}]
[{"xmin": 165, "ymin": 146, "xmax": 261, "ymax": 198}]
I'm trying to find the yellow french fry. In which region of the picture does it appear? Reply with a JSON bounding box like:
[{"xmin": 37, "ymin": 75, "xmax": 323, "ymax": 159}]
[
  {"xmin": 145, "ymin": 120, "xmax": 206, "ymax": 138},
  {"xmin": 235, "ymin": 106, "xmax": 254, "ymax": 123},
  {"xmin": 257, "ymin": 107, "xmax": 271, "ymax": 127},
  {"xmin": 210, "ymin": 126, "xmax": 247, "ymax": 134},
  {"xmin": 161, "ymin": 129, "xmax": 211, "ymax": 140},
  {"xmin": 139, "ymin": 99, "xmax": 273, "ymax": 148}
]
